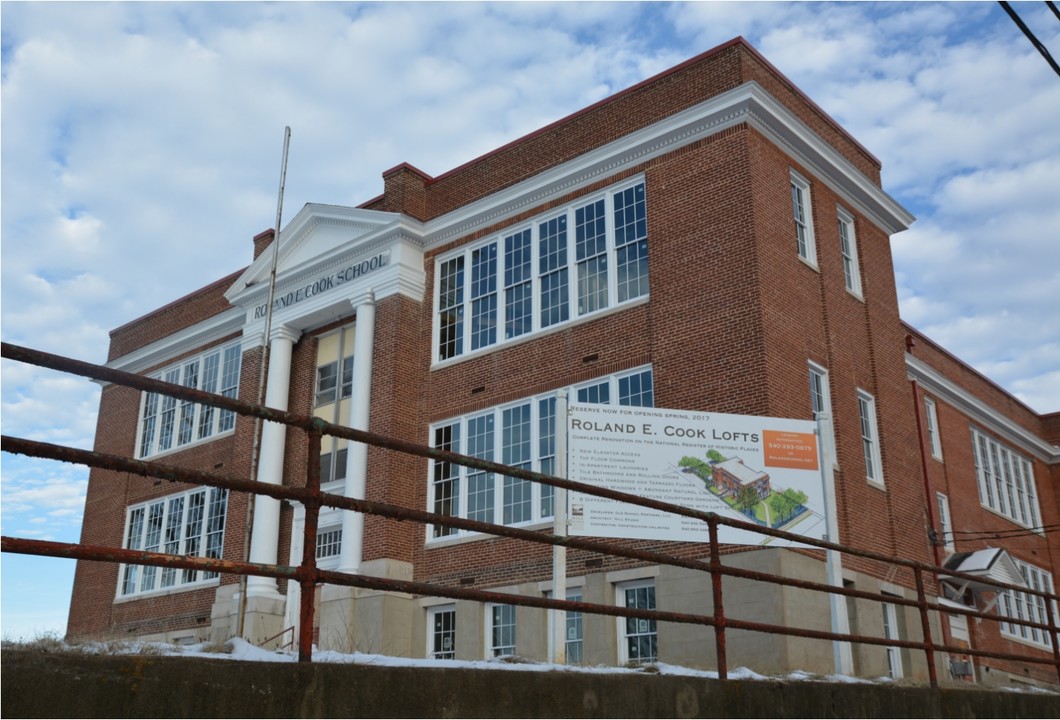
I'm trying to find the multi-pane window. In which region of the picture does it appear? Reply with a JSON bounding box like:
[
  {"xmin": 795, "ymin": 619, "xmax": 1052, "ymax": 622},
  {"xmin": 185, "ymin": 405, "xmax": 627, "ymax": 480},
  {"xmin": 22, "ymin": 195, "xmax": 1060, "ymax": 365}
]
[
  {"xmin": 566, "ymin": 590, "xmax": 584, "ymax": 663},
  {"xmin": 438, "ymin": 257, "xmax": 465, "ymax": 360},
  {"xmin": 435, "ymin": 180, "xmax": 648, "ymax": 361},
  {"xmin": 837, "ymin": 207, "xmax": 862, "ymax": 295},
  {"xmin": 315, "ymin": 326, "xmax": 355, "ymax": 490},
  {"xmin": 857, "ymin": 390, "xmax": 884, "ymax": 486},
  {"xmin": 1000, "ymin": 559, "xmax": 1057, "ymax": 649},
  {"xmin": 428, "ymin": 368, "xmax": 653, "ymax": 539},
  {"xmin": 319, "ymin": 448, "xmax": 348, "ymax": 486},
  {"xmin": 791, "ymin": 172, "xmax": 816, "ymax": 265},
  {"xmin": 970, "ymin": 428, "xmax": 1041, "ymax": 529},
  {"xmin": 882, "ymin": 601, "xmax": 904, "ymax": 679},
  {"xmin": 137, "ymin": 343, "xmax": 242, "ymax": 458},
  {"xmin": 808, "ymin": 362, "xmax": 836, "ymax": 457},
  {"xmin": 546, "ymin": 589, "xmax": 584, "ymax": 664},
  {"xmin": 316, "ymin": 526, "xmax": 342, "ymax": 560},
  {"xmin": 924, "ymin": 397, "xmax": 943, "ymax": 460},
  {"xmin": 619, "ymin": 580, "xmax": 657, "ymax": 664},
  {"xmin": 119, "ymin": 487, "xmax": 228, "ymax": 597},
  {"xmin": 490, "ymin": 604, "xmax": 516, "ymax": 657},
  {"xmin": 429, "ymin": 605, "xmax": 457, "ymax": 659},
  {"xmin": 504, "ymin": 229, "xmax": 533, "ymax": 341},
  {"xmin": 936, "ymin": 493, "xmax": 955, "ymax": 553},
  {"xmin": 315, "ymin": 356, "xmax": 354, "ymax": 406}
]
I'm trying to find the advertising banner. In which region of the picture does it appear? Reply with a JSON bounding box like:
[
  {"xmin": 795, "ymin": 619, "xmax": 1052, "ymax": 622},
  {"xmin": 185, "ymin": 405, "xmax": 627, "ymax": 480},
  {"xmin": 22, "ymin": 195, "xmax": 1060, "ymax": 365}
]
[{"xmin": 566, "ymin": 403, "xmax": 825, "ymax": 546}]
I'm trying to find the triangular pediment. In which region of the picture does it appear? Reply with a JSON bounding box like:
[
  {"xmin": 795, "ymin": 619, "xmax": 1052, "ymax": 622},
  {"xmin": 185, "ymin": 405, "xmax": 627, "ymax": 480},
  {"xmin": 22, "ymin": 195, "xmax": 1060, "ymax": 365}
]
[
  {"xmin": 226, "ymin": 203, "xmax": 402, "ymax": 301},
  {"xmin": 941, "ymin": 547, "xmax": 1027, "ymax": 593}
]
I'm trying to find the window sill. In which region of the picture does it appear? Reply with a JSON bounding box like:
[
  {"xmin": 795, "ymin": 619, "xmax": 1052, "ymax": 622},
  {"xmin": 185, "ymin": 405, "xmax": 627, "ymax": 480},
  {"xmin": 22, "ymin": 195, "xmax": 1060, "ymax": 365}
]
[
  {"xmin": 114, "ymin": 578, "xmax": 220, "ymax": 604},
  {"xmin": 425, "ymin": 520, "xmax": 554, "ymax": 548},
  {"xmin": 845, "ymin": 287, "xmax": 864, "ymax": 302},
  {"xmin": 1000, "ymin": 632, "xmax": 1054, "ymax": 652},
  {"xmin": 867, "ymin": 478, "xmax": 887, "ymax": 492},
  {"xmin": 138, "ymin": 428, "xmax": 236, "ymax": 462},
  {"xmin": 797, "ymin": 254, "xmax": 819, "ymax": 272},
  {"xmin": 431, "ymin": 295, "xmax": 650, "ymax": 371}
]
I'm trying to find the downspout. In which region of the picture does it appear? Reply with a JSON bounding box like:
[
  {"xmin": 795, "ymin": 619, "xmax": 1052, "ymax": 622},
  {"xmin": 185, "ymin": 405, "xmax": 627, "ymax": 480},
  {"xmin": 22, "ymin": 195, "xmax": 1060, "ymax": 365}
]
[
  {"xmin": 906, "ymin": 334, "xmax": 943, "ymax": 570},
  {"xmin": 906, "ymin": 333, "xmax": 956, "ymax": 677}
]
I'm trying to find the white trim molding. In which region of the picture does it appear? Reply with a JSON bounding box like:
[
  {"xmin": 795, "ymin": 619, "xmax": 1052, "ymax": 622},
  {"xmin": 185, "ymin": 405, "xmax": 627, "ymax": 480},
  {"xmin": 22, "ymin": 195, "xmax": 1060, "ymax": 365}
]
[{"xmin": 906, "ymin": 354, "xmax": 1059, "ymax": 463}]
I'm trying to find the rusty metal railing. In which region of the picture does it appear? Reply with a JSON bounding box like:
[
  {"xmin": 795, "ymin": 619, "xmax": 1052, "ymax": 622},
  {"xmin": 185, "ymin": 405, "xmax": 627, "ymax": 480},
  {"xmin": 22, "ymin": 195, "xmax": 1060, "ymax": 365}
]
[{"xmin": 2, "ymin": 341, "xmax": 1058, "ymax": 687}]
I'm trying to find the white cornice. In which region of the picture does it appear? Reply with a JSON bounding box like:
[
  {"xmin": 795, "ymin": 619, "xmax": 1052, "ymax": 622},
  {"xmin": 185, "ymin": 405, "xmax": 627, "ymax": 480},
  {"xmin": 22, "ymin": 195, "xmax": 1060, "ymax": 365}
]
[
  {"xmin": 420, "ymin": 81, "xmax": 914, "ymax": 250},
  {"xmin": 906, "ymin": 354, "xmax": 1058, "ymax": 463},
  {"xmin": 101, "ymin": 307, "xmax": 246, "ymax": 382}
]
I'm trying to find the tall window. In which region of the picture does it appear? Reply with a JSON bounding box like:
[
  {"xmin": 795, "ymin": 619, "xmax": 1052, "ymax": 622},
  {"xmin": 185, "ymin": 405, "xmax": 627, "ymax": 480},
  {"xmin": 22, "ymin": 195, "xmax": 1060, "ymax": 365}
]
[
  {"xmin": 428, "ymin": 367, "xmax": 653, "ymax": 539},
  {"xmin": 435, "ymin": 179, "xmax": 648, "ymax": 361},
  {"xmin": 970, "ymin": 428, "xmax": 1041, "ymax": 529},
  {"xmin": 315, "ymin": 326, "xmax": 356, "ymax": 499},
  {"xmin": 1000, "ymin": 559, "xmax": 1057, "ymax": 649},
  {"xmin": 791, "ymin": 172, "xmax": 816, "ymax": 265},
  {"xmin": 857, "ymin": 390, "xmax": 884, "ymax": 486},
  {"xmin": 489, "ymin": 604, "xmax": 516, "ymax": 657},
  {"xmin": 619, "ymin": 580, "xmax": 657, "ymax": 664},
  {"xmin": 566, "ymin": 590, "xmax": 584, "ymax": 664},
  {"xmin": 882, "ymin": 600, "xmax": 904, "ymax": 679},
  {"xmin": 935, "ymin": 493, "xmax": 955, "ymax": 553},
  {"xmin": 808, "ymin": 362, "xmax": 835, "ymax": 454},
  {"xmin": 137, "ymin": 343, "xmax": 241, "ymax": 458},
  {"xmin": 428, "ymin": 605, "xmax": 457, "ymax": 659},
  {"xmin": 924, "ymin": 397, "xmax": 943, "ymax": 460},
  {"xmin": 546, "ymin": 589, "xmax": 584, "ymax": 664},
  {"xmin": 837, "ymin": 207, "xmax": 862, "ymax": 296},
  {"xmin": 119, "ymin": 487, "xmax": 228, "ymax": 597}
]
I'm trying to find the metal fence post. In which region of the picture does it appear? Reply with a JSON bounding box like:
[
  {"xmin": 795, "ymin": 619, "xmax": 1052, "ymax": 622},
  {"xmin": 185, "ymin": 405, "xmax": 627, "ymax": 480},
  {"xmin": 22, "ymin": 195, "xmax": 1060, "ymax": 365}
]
[
  {"xmin": 913, "ymin": 568, "xmax": 937, "ymax": 688},
  {"xmin": 709, "ymin": 515, "xmax": 727, "ymax": 680},
  {"xmin": 299, "ymin": 429, "xmax": 322, "ymax": 663}
]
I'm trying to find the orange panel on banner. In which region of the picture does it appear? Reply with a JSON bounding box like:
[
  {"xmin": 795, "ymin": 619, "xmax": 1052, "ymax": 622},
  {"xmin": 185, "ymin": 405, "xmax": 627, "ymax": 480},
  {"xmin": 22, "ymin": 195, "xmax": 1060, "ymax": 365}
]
[{"xmin": 762, "ymin": 430, "xmax": 819, "ymax": 470}]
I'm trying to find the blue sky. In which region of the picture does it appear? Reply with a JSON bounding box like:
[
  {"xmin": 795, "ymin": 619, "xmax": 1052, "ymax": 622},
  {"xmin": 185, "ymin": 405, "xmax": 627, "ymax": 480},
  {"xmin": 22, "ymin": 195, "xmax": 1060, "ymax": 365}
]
[{"xmin": 2, "ymin": 2, "xmax": 1058, "ymax": 640}]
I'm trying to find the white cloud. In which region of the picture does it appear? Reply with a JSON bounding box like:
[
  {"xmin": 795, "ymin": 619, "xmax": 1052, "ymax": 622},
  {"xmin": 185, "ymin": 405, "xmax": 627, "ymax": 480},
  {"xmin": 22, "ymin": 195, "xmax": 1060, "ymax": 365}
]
[{"xmin": 2, "ymin": 0, "xmax": 1058, "ymax": 639}]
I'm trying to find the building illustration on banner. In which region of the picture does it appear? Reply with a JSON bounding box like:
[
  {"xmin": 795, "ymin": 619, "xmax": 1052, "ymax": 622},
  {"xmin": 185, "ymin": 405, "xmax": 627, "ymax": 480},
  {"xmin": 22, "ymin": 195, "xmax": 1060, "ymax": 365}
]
[{"xmin": 60, "ymin": 38, "xmax": 1058, "ymax": 689}]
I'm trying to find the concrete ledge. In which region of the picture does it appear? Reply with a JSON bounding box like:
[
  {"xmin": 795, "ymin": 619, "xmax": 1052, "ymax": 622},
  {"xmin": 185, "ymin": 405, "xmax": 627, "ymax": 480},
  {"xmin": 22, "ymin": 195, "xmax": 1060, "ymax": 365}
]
[{"xmin": 3, "ymin": 650, "xmax": 1058, "ymax": 718}]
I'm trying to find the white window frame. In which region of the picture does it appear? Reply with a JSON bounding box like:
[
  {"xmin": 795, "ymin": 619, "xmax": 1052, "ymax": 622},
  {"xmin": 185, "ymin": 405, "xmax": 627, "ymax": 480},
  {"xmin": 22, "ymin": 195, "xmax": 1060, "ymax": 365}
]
[
  {"xmin": 117, "ymin": 486, "xmax": 228, "ymax": 599},
  {"xmin": 487, "ymin": 603, "xmax": 516, "ymax": 657},
  {"xmin": 970, "ymin": 428, "xmax": 1041, "ymax": 530},
  {"xmin": 882, "ymin": 600, "xmax": 904, "ymax": 679},
  {"xmin": 791, "ymin": 171, "xmax": 817, "ymax": 267},
  {"xmin": 999, "ymin": 559, "xmax": 1057, "ymax": 650},
  {"xmin": 315, "ymin": 524, "xmax": 343, "ymax": 562},
  {"xmin": 935, "ymin": 492, "xmax": 955, "ymax": 553},
  {"xmin": 427, "ymin": 604, "xmax": 457, "ymax": 660},
  {"xmin": 432, "ymin": 178, "xmax": 648, "ymax": 363},
  {"xmin": 808, "ymin": 361, "xmax": 836, "ymax": 457},
  {"xmin": 857, "ymin": 389, "xmax": 884, "ymax": 487},
  {"xmin": 837, "ymin": 206, "xmax": 862, "ymax": 297},
  {"xmin": 426, "ymin": 366, "xmax": 653, "ymax": 541},
  {"xmin": 617, "ymin": 579, "xmax": 657, "ymax": 665},
  {"xmin": 545, "ymin": 587, "xmax": 585, "ymax": 664},
  {"xmin": 136, "ymin": 341, "xmax": 242, "ymax": 458},
  {"xmin": 924, "ymin": 397, "xmax": 943, "ymax": 460}
]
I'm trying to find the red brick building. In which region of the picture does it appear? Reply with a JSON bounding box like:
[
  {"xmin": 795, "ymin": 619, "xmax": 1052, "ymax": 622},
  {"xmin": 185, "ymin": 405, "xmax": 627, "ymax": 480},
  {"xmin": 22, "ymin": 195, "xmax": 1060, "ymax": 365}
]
[{"xmin": 67, "ymin": 38, "xmax": 1058, "ymax": 687}]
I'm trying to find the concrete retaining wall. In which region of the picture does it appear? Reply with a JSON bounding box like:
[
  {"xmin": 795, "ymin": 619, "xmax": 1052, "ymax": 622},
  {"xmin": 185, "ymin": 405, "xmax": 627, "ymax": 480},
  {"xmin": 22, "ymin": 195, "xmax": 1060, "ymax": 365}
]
[{"xmin": 3, "ymin": 650, "xmax": 1058, "ymax": 718}]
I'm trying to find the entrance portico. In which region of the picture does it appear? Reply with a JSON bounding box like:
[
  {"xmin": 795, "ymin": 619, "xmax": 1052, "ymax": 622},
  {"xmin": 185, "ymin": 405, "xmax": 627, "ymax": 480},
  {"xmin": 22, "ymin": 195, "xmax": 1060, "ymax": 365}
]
[{"xmin": 212, "ymin": 203, "xmax": 425, "ymax": 647}]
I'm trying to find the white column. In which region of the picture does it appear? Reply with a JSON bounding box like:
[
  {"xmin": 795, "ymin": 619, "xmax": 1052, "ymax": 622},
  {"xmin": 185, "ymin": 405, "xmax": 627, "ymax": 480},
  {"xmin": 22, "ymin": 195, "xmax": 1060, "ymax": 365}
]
[
  {"xmin": 246, "ymin": 325, "xmax": 300, "ymax": 598},
  {"xmin": 338, "ymin": 291, "xmax": 376, "ymax": 574}
]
